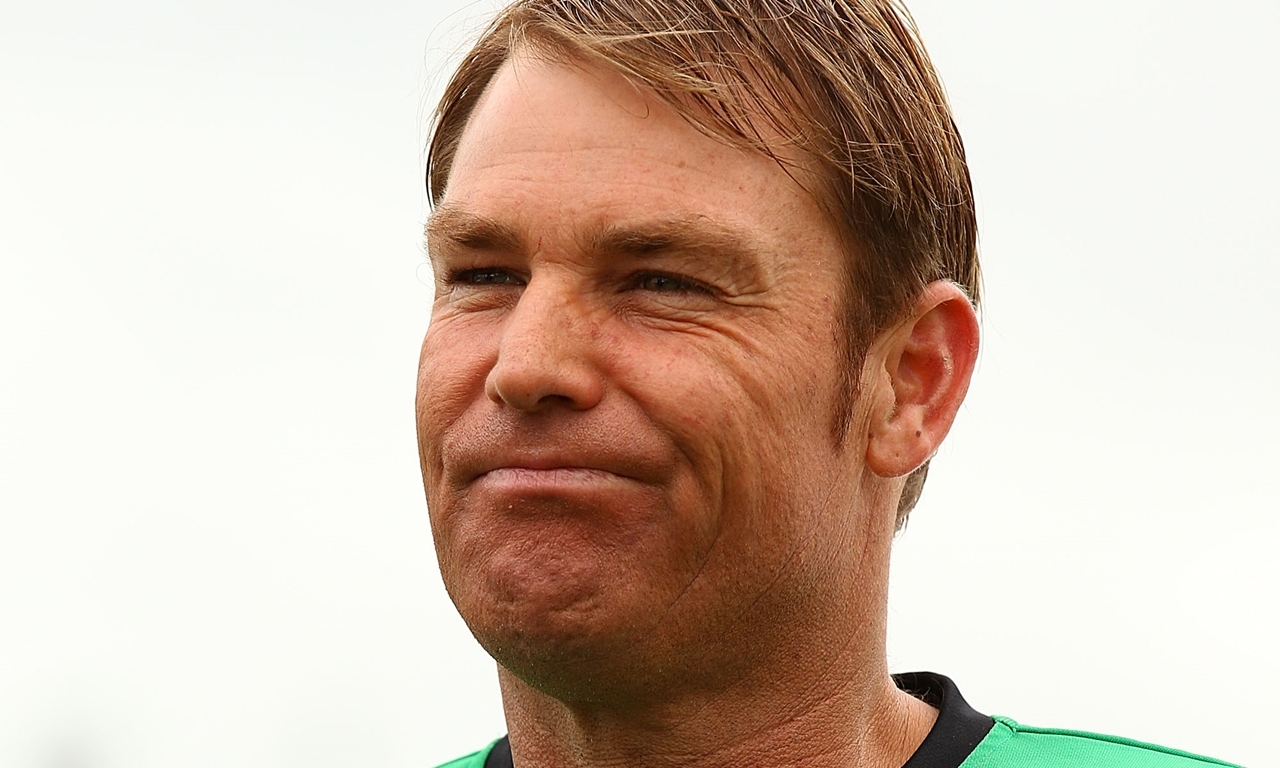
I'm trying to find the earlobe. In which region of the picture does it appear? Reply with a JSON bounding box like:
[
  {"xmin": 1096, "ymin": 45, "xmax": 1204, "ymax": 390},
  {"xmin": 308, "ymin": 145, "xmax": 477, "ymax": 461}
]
[{"xmin": 865, "ymin": 282, "xmax": 979, "ymax": 478}]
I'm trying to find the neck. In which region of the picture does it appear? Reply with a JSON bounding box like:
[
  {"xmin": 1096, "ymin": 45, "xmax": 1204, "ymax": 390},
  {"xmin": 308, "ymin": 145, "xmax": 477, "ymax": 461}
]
[{"xmin": 499, "ymin": 658, "xmax": 936, "ymax": 768}]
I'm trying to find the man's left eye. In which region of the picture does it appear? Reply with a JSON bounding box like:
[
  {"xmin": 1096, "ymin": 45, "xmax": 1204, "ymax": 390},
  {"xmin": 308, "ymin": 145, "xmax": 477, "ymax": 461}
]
[{"xmin": 635, "ymin": 273, "xmax": 709, "ymax": 294}]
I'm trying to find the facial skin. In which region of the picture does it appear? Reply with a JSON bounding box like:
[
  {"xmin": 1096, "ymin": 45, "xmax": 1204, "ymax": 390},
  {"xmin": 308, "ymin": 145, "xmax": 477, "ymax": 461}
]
[{"xmin": 418, "ymin": 49, "xmax": 978, "ymax": 766}]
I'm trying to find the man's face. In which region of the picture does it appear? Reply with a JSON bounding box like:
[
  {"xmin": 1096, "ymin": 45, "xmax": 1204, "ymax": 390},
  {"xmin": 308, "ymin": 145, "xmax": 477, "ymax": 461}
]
[{"xmin": 418, "ymin": 52, "xmax": 879, "ymax": 699}]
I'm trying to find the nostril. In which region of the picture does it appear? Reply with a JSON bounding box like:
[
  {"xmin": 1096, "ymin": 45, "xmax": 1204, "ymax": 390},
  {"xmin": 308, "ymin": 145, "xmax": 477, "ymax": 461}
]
[{"xmin": 486, "ymin": 343, "xmax": 604, "ymax": 412}]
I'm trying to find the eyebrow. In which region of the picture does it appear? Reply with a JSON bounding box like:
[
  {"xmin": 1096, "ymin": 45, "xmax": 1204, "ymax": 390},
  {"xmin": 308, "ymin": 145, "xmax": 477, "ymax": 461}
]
[
  {"xmin": 427, "ymin": 206, "xmax": 768, "ymax": 283},
  {"xmin": 426, "ymin": 207, "xmax": 526, "ymax": 257},
  {"xmin": 587, "ymin": 218, "xmax": 766, "ymax": 274}
]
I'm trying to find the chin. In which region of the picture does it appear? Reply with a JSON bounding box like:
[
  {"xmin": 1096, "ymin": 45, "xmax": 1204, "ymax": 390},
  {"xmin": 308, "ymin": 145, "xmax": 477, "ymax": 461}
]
[
  {"xmin": 470, "ymin": 597, "xmax": 654, "ymax": 705},
  {"xmin": 432, "ymin": 489, "xmax": 715, "ymax": 702},
  {"xmin": 451, "ymin": 554, "xmax": 667, "ymax": 703}
]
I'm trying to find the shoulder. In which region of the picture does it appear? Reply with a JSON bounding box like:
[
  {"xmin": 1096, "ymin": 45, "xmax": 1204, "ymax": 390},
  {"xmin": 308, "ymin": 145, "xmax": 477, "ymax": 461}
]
[
  {"xmin": 431, "ymin": 740, "xmax": 500, "ymax": 768},
  {"xmin": 960, "ymin": 716, "xmax": 1244, "ymax": 768}
]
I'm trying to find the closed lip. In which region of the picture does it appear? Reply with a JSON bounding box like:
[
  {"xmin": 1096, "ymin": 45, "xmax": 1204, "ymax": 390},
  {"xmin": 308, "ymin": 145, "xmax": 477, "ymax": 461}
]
[
  {"xmin": 442, "ymin": 419, "xmax": 671, "ymax": 489},
  {"xmin": 455, "ymin": 450, "xmax": 659, "ymax": 488},
  {"xmin": 477, "ymin": 466, "xmax": 631, "ymax": 486},
  {"xmin": 472, "ymin": 457, "xmax": 637, "ymax": 483}
]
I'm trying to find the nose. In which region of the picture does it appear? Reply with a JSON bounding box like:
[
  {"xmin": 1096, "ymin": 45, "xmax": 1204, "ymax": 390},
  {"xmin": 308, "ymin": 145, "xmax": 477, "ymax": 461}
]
[{"xmin": 485, "ymin": 276, "xmax": 605, "ymax": 412}]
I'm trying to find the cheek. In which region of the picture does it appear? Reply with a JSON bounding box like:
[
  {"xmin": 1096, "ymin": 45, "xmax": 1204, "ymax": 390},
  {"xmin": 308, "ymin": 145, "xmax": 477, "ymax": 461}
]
[
  {"xmin": 625, "ymin": 332, "xmax": 834, "ymax": 453},
  {"xmin": 605, "ymin": 340, "xmax": 778, "ymax": 528},
  {"xmin": 416, "ymin": 318, "xmax": 495, "ymax": 492},
  {"xmin": 611, "ymin": 325, "xmax": 842, "ymax": 539}
]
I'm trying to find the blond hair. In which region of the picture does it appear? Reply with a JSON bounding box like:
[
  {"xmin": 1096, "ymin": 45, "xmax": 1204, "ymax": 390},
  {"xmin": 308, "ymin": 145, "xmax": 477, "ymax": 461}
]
[{"xmin": 426, "ymin": 0, "xmax": 979, "ymax": 529}]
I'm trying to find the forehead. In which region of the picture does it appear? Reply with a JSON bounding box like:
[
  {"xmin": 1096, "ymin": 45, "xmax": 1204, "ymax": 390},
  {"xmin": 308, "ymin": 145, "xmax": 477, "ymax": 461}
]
[{"xmin": 440, "ymin": 51, "xmax": 837, "ymax": 254}]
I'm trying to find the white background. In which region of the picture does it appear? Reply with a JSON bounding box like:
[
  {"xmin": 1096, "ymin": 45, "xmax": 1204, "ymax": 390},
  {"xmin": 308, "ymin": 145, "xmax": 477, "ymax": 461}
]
[{"xmin": 1, "ymin": 1, "xmax": 1275, "ymax": 766}]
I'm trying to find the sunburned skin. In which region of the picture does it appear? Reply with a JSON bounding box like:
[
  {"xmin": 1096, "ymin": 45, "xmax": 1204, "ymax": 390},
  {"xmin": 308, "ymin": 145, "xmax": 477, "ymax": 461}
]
[{"xmin": 417, "ymin": 49, "xmax": 978, "ymax": 768}]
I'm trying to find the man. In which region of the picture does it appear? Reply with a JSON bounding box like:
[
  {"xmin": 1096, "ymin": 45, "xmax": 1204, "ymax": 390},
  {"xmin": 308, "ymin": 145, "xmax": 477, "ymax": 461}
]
[{"xmin": 415, "ymin": 1, "xmax": 1239, "ymax": 766}]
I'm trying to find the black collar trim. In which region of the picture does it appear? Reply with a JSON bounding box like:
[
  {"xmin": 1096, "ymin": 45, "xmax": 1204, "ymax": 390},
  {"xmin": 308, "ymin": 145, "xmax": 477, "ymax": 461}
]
[
  {"xmin": 894, "ymin": 672, "xmax": 995, "ymax": 768},
  {"xmin": 483, "ymin": 735, "xmax": 512, "ymax": 768}
]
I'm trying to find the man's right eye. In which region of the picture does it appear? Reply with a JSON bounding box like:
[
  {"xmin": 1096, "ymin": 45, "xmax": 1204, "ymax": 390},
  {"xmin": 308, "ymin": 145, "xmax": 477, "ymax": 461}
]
[{"xmin": 449, "ymin": 268, "xmax": 524, "ymax": 286}]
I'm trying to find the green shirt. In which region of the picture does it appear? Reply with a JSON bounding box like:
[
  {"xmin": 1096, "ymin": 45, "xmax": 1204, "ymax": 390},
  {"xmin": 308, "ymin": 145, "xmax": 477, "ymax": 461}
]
[{"xmin": 953, "ymin": 716, "xmax": 1240, "ymax": 767}]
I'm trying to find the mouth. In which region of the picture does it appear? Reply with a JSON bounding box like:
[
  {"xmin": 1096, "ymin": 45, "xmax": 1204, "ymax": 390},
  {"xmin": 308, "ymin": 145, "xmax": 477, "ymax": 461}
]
[
  {"xmin": 439, "ymin": 415, "xmax": 672, "ymax": 493},
  {"xmin": 474, "ymin": 465, "xmax": 639, "ymax": 494}
]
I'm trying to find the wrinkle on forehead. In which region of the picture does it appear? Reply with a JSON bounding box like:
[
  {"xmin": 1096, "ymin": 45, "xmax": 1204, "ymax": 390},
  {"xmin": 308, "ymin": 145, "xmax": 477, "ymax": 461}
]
[{"xmin": 464, "ymin": 46, "xmax": 828, "ymax": 197}]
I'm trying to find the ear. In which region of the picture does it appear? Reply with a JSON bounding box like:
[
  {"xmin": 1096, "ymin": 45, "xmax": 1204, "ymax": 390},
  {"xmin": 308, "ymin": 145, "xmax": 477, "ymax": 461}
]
[{"xmin": 865, "ymin": 281, "xmax": 980, "ymax": 478}]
